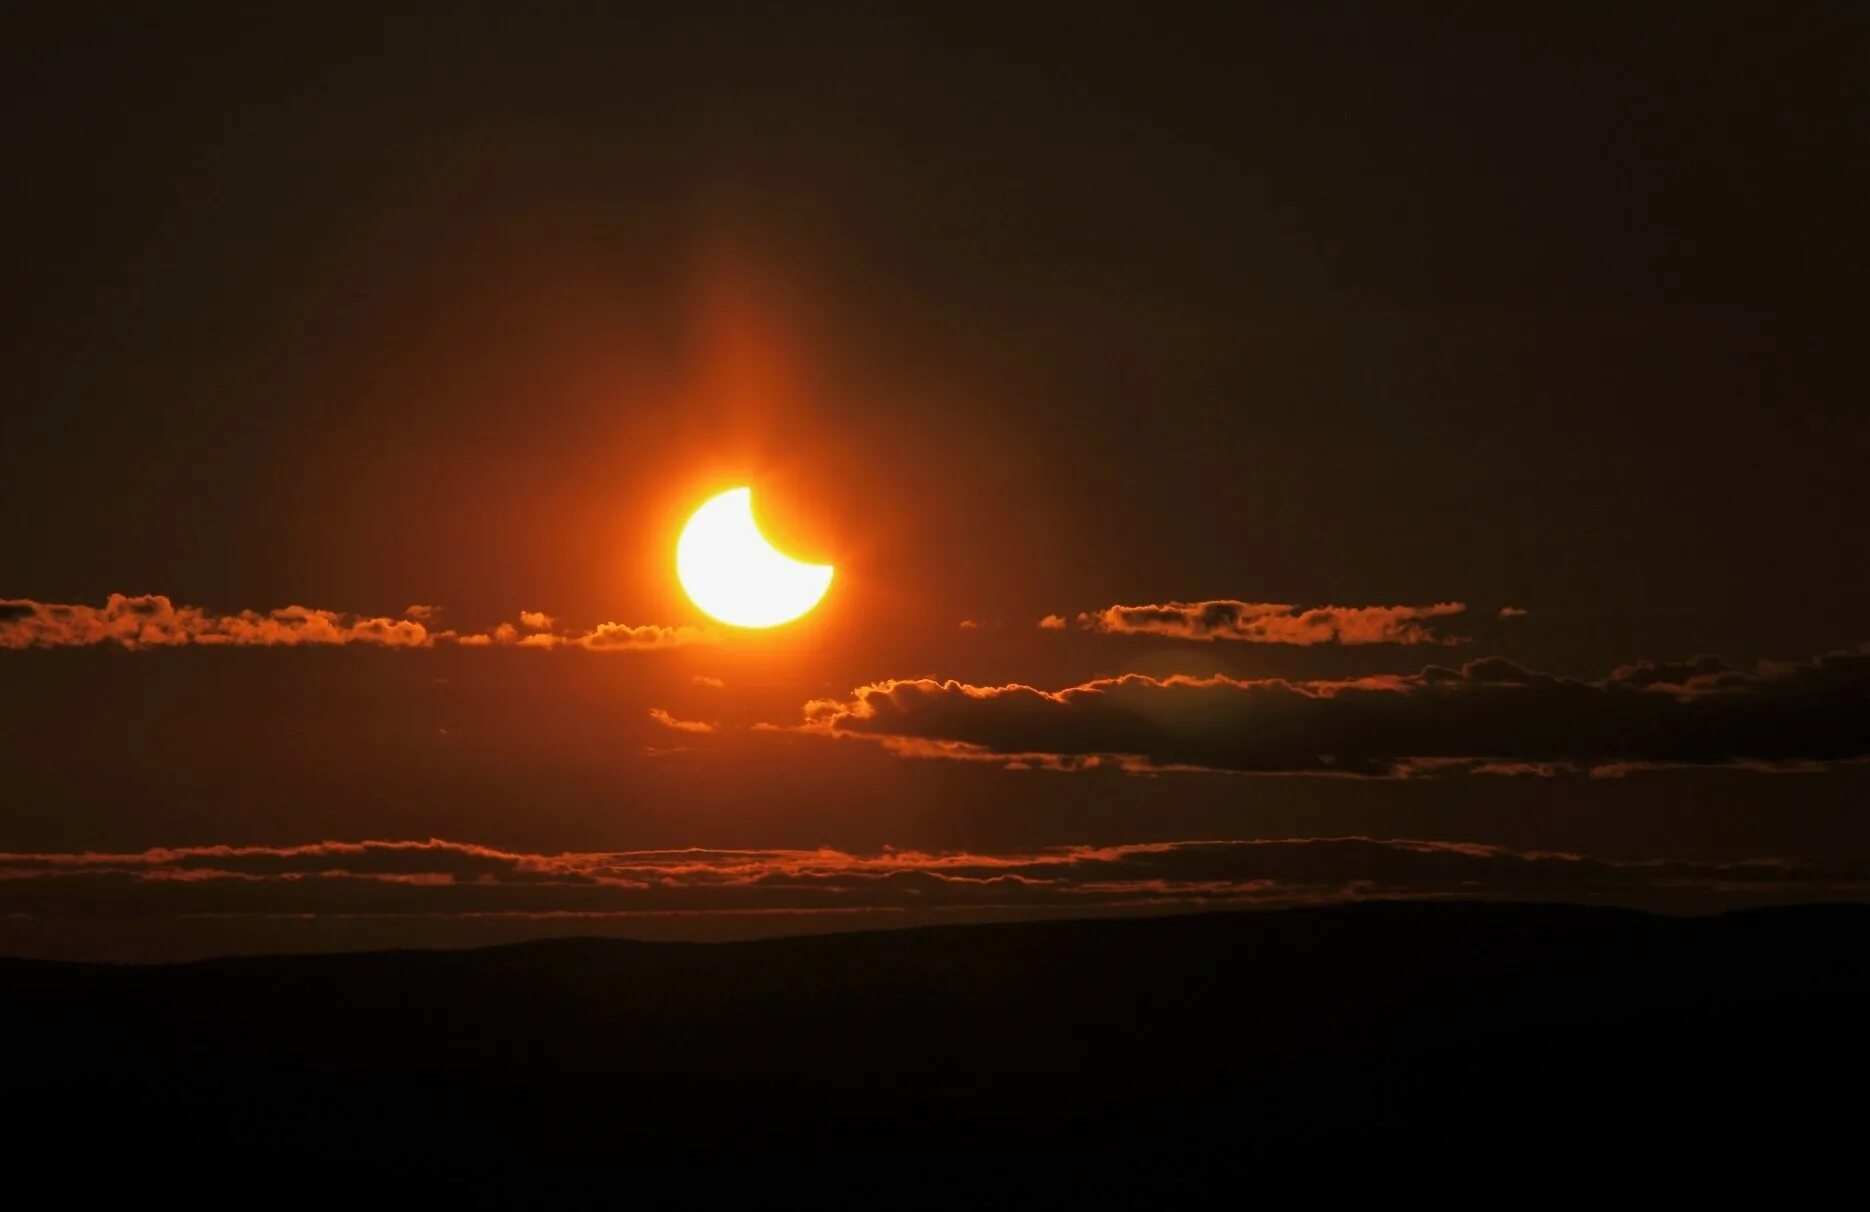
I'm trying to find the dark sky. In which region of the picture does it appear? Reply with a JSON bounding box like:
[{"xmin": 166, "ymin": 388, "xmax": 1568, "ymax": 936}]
[{"xmin": 3, "ymin": 4, "xmax": 1867, "ymax": 960}]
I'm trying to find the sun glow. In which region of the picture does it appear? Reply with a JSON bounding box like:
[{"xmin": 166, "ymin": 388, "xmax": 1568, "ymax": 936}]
[{"xmin": 676, "ymin": 487, "xmax": 833, "ymax": 629}]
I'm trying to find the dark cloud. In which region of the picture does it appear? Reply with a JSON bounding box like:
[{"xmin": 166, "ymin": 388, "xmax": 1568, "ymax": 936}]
[
  {"xmin": 0, "ymin": 836, "xmax": 1860, "ymax": 921},
  {"xmin": 801, "ymin": 644, "xmax": 1870, "ymax": 777},
  {"xmin": 0, "ymin": 595, "xmax": 705, "ymax": 652},
  {"xmin": 1072, "ymin": 600, "xmax": 1469, "ymax": 645}
]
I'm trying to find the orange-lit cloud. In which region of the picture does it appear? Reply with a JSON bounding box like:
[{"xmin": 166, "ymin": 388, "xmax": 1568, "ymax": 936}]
[
  {"xmin": 0, "ymin": 836, "xmax": 1858, "ymax": 925},
  {"xmin": 1070, "ymin": 600, "xmax": 1470, "ymax": 645},
  {"xmin": 0, "ymin": 595, "xmax": 706, "ymax": 652},
  {"xmin": 571, "ymin": 621, "xmax": 705, "ymax": 651},
  {"xmin": 444, "ymin": 619, "xmax": 708, "ymax": 650},
  {"xmin": 800, "ymin": 643, "xmax": 1870, "ymax": 777},
  {"xmin": 649, "ymin": 707, "xmax": 715, "ymax": 734},
  {"xmin": 1037, "ymin": 614, "xmax": 1069, "ymax": 630},
  {"xmin": 0, "ymin": 594, "xmax": 430, "ymax": 649}
]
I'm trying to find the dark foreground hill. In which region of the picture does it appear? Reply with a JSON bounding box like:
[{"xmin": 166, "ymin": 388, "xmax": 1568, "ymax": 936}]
[{"xmin": 5, "ymin": 901, "xmax": 1868, "ymax": 1199}]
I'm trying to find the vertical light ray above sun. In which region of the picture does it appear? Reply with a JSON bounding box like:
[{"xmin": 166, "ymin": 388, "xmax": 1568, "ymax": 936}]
[{"xmin": 676, "ymin": 487, "xmax": 833, "ymax": 628}]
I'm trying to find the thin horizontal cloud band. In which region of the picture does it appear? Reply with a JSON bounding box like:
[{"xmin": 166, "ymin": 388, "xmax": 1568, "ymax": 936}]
[
  {"xmin": 802, "ymin": 644, "xmax": 1870, "ymax": 777},
  {"xmin": 0, "ymin": 837, "xmax": 1861, "ymax": 919},
  {"xmin": 0, "ymin": 595, "xmax": 704, "ymax": 651},
  {"xmin": 1049, "ymin": 600, "xmax": 1489, "ymax": 645}
]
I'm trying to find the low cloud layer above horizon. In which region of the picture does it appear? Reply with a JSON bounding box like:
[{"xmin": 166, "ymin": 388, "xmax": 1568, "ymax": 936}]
[{"xmin": 1, "ymin": 836, "xmax": 1859, "ymax": 930}]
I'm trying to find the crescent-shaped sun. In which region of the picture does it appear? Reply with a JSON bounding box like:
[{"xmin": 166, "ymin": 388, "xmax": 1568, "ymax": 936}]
[{"xmin": 676, "ymin": 487, "xmax": 834, "ymax": 629}]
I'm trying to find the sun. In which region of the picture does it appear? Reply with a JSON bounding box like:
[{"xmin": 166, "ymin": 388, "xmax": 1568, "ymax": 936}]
[{"xmin": 676, "ymin": 487, "xmax": 834, "ymax": 628}]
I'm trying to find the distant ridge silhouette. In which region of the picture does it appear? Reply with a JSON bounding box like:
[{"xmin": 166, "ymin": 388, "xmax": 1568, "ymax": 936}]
[{"xmin": 7, "ymin": 901, "xmax": 1867, "ymax": 1197}]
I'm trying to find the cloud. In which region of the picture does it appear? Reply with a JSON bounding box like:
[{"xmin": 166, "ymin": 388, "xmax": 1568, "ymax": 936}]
[
  {"xmin": 570, "ymin": 622, "xmax": 705, "ymax": 651},
  {"xmin": 800, "ymin": 643, "xmax": 1870, "ymax": 777},
  {"xmin": 0, "ymin": 836, "xmax": 1860, "ymax": 923},
  {"xmin": 1499, "ymin": 606, "xmax": 1529, "ymax": 619},
  {"xmin": 649, "ymin": 708, "xmax": 715, "ymax": 734},
  {"xmin": 0, "ymin": 596, "xmax": 707, "ymax": 653},
  {"xmin": 467, "ymin": 621, "xmax": 706, "ymax": 651},
  {"xmin": 0, "ymin": 594, "xmax": 430, "ymax": 649},
  {"xmin": 1038, "ymin": 614, "xmax": 1069, "ymax": 630},
  {"xmin": 1071, "ymin": 601, "xmax": 1469, "ymax": 645}
]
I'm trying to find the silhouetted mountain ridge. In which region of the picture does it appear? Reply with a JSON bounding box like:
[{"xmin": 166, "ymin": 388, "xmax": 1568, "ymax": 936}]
[{"xmin": 6, "ymin": 901, "xmax": 1866, "ymax": 1197}]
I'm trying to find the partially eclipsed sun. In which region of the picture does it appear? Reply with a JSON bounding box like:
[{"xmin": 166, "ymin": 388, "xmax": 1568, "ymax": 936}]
[{"xmin": 677, "ymin": 487, "xmax": 833, "ymax": 628}]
